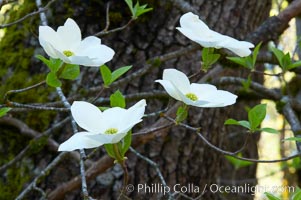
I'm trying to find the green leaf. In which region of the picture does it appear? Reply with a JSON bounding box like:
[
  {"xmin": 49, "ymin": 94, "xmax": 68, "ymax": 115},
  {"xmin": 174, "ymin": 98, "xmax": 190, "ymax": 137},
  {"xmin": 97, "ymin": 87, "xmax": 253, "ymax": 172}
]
[
  {"xmin": 270, "ymin": 47, "xmax": 284, "ymax": 67},
  {"xmin": 264, "ymin": 192, "xmax": 281, "ymax": 200},
  {"xmin": 252, "ymin": 42, "xmax": 262, "ymax": 67},
  {"xmin": 176, "ymin": 105, "xmax": 188, "ymax": 124},
  {"xmin": 120, "ymin": 131, "xmax": 132, "ymax": 157},
  {"xmin": 283, "ymin": 137, "xmax": 301, "ymax": 142},
  {"xmin": 46, "ymin": 72, "xmax": 62, "ymax": 87},
  {"xmin": 36, "ymin": 55, "xmax": 62, "ymax": 72},
  {"xmin": 59, "ymin": 64, "xmax": 80, "ymax": 80},
  {"xmin": 237, "ymin": 120, "xmax": 251, "ymax": 130},
  {"xmin": 292, "ymin": 188, "xmax": 301, "ymax": 200},
  {"xmin": 281, "ymin": 53, "xmax": 292, "ymax": 71},
  {"xmin": 110, "ymin": 90, "xmax": 126, "ymax": 108},
  {"xmin": 201, "ymin": 48, "xmax": 220, "ymax": 71},
  {"xmin": 260, "ymin": 127, "xmax": 279, "ymax": 134},
  {"xmin": 242, "ymin": 75, "xmax": 252, "ymax": 91},
  {"xmin": 287, "ymin": 60, "xmax": 301, "ymax": 70},
  {"xmin": 135, "ymin": 3, "xmax": 153, "ymax": 18},
  {"xmin": 248, "ymin": 104, "xmax": 266, "ymax": 131},
  {"xmin": 227, "ymin": 57, "xmax": 246, "ymax": 67},
  {"xmin": 124, "ymin": 0, "xmax": 135, "ymax": 17},
  {"xmin": 245, "ymin": 56, "xmax": 253, "ymax": 70},
  {"xmin": 224, "ymin": 118, "xmax": 240, "ymax": 125},
  {"xmin": 36, "ymin": 54, "xmax": 50, "ymax": 66},
  {"xmin": 227, "ymin": 56, "xmax": 253, "ymax": 69},
  {"xmin": 290, "ymin": 157, "xmax": 301, "ymax": 169},
  {"xmin": 0, "ymin": 107, "xmax": 11, "ymax": 118},
  {"xmin": 111, "ymin": 65, "xmax": 132, "ymax": 83},
  {"xmin": 224, "ymin": 119, "xmax": 251, "ymax": 130},
  {"xmin": 100, "ymin": 65, "xmax": 112, "ymax": 86},
  {"xmin": 98, "ymin": 106, "xmax": 110, "ymax": 111},
  {"xmin": 225, "ymin": 153, "xmax": 253, "ymax": 169},
  {"xmin": 125, "ymin": 0, "xmax": 152, "ymax": 19},
  {"xmin": 104, "ymin": 144, "xmax": 116, "ymax": 159},
  {"xmin": 49, "ymin": 58, "xmax": 63, "ymax": 72}
]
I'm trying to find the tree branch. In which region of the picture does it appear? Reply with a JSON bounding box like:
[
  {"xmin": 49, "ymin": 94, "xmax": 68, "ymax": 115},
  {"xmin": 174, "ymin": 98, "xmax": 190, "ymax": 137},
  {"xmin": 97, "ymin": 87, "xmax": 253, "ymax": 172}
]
[
  {"xmin": 247, "ymin": 0, "xmax": 301, "ymax": 43},
  {"xmin": 213, "ymin": 76, "xmax": 282, "ymax": 100}
]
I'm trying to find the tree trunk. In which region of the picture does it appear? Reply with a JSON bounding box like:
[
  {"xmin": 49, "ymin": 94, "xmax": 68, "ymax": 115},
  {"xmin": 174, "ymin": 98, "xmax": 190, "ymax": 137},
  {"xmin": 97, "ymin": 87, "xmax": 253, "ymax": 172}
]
[
  {"xmin": 0, "ymin": 0, "xmax": 272, "ymax": 199},
  {"xmin": 90, "ymin": 1, "xmax": 271, "ymax": 200}
]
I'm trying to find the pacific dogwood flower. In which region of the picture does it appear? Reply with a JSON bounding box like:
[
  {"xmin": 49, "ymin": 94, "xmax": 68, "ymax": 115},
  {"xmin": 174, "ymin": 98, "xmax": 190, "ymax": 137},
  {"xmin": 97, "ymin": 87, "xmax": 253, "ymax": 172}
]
[
  {"xmin": 39, "ymin": 18, "xmax": 115, "ymax": 67},
  {"xmin": 58, "ymin": 99, "xmax": 146, "ymax": 151},
  {"xmin": 155, "ymin": 69, "xmax": 237, "ymax": 107},
  {"xmin": 176, "ymin": 12, "xmax": 254, "ymax": 57}
]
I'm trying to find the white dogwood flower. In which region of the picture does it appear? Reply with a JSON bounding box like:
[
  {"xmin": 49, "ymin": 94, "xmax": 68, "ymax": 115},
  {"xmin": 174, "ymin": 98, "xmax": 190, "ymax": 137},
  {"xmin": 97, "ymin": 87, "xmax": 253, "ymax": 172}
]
[
  {"xmin": 58, "ymin": 99, "xmax": 146, "ymax": 151},
  {"xmin": 155, "ymin": 69, "xmax": 237, "ymax": 107},
  {"xmin": 176, "ymin": 12, "xmax": 254, "ymax": 57},
  {"xmin": 39, "ymin": 18, "xmax": 115, "ymax": 67}
]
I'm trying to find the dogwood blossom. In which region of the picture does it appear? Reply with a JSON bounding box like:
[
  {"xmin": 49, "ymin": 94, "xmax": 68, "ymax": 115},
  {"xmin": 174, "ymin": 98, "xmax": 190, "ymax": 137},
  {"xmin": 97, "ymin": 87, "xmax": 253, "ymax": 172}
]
[
  {"xmin": 176, "ymin": 12, "xmax": 254, "ymax": 57},
  {"xmin": 58, "ymin": 99, "xmax": 146, "ymax": 151},
  {"xmin": 39, "ymin": 18, "xmax": 115, "ymax": 67},
  {"xmin": 155, "ymin": 69, "xmax": 237, "ymax": 107}
]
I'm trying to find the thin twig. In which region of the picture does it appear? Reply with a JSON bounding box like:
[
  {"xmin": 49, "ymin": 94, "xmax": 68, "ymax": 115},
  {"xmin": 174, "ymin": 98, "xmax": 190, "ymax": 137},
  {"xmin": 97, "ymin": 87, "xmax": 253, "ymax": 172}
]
[
  {"xmin": 4, "ymin": 81, "xmax": 45, "ymax": 102},
  {"xmin": 89, "ymin": 44, "xmax": 200, "ymax": 93},
  {"xmin": 282, "ymin": 101, "xmax": 301, "ymax": 154},
  {"xmin": 132, "ymin": 123, "xmax": 173, "ymax": 136},
  {"xmin": 6, "ymin": 102, "xmax": 68, "ymax": 112},
  {"xmin": 0, "ymin": 145, "xmax": 30, "ymax": 174},
  {"xmin": 35, "ymin": 0, "xmax": 91, "ymax": 198},
  {"xmin": 0, "ymin": 117, "xmax": 93, "ymax": 173},
  {"xmin": 15, "ymin": 152, "xmax": 68, "ymax": 200},
  {"xmin": 103, "ymin": 2, "xmax": 110, "ymax": 32},
  {"xmin": 0, "ymin": 0, "xmax": 56, "ymax": 28},
  {"xmin": 164, "ymin": 115, "xmax": 301, "ymax": 163},
  {"xmin": 130, "ymin": 147, "xmax": 173, "ymax": 200},
  {"xmin": 94, "ymin": 19, "xmax": 134, "ymax": 37},
  {"xmin": 56, "ymin": 87, "xmax": 90, "ymax": 199}
]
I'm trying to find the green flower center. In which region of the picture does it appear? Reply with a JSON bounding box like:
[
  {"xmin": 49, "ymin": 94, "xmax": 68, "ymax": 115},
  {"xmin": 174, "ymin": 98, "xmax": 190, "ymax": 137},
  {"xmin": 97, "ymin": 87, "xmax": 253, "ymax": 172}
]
[
  {"xmin": 185, "ymin": 93, "xmax": 198, "ymax": 101},
  {"xmin": 63, "ymin": 50, "xmax": 74, "ymax": 57},
  {"xmin": 105, "ymin": 128, "xmax": 118, "ymax": 135}
]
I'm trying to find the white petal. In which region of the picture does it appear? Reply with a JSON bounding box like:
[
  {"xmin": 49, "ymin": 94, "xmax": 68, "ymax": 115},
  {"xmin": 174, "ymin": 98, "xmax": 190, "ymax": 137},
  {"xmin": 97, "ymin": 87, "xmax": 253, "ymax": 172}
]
[
  {"xmin": 69, "ymin": 55, "xmax": 98, "ymax": 66},
  {"xmin": 197, "ymin": 30, "xmax": 226, "ymax": 48},
  {"xmin": 86, "ymin": 131, "xmax": 128, "ymax": 144},
  {"xmin": 176, "ymin": 12, "xmax": 254, "ymax": 56},
  {"xmin": 163, "ymin": 69, "xmax": 190, "ymax": 93},
  {"xmin": 198, "ymin": 90, "xmax": 237, "ymax": 107},
  {"xmin": 39, "ymin": 38, "xmax": 60, "ymax": 59},
  {"xmin": 57, "ymin": 18, "xmax": 81, "ymax": 50},
  {"xmin": 190, "ymin": 83, "xmax": 217, "ymax": 100},
  {"xmin": 219, "ymin": 36, "xmax": 254, "ymax": 57},
  {"xmin": 71, "ymin": 101, "xmax": 103, "ymax": 133},
  {"xmin": 86, "ymin": 44, "xmax": 115, "ymax": 66},
  {"xmin": 177, "ymin": 27, "xmax": 224, "ymax": 48},
  {"xmin": 50, "ymin": 44, "xmax": 72, "ymax": 63},
  {"xmin": 58, "ymin": 131, "xmax": 103, "ymax": 151},
  {"xmin": 190, "ymin": 83, "xmax": 237, "ymax": 107},
  {"xmin": 155, "ymin": 80, "xmax": 182, "ymax": 101},
  {"xmin": 175, "ymin": 88, "xmax": 210, "ymax": 106},
  {"xmin": 177, "ymin": 12, "xmax": 225, "ymax": 48},
  {"xmin": 74, "ymin": 36, "xmax": 115, "ymax": 67},
  {"xmin": 177, "ymin": 27, "xmax": 202, "ymax": 43},
  {"xmin": 178, "ymin": 12, "xmax": 209, "ymax": 33},
  {"xmin": 100, "ymin": 107, "xmax": 127, "ymax": 130},
  {"xmin": 39, "ymin": 26, "xmax": 64, "ymax": 58},
  {"xmin": 118, "ymin": 99, "xmax": 146, "ymax": 128}
]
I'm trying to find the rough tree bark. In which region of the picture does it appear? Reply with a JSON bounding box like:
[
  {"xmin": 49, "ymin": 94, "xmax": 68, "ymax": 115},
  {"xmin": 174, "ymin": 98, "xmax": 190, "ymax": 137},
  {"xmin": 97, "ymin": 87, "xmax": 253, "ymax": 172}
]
[
  {"xmin": 0, "ymin": 0, "xmax": 272, "ymax": 199},
  {"xmin": 77, "ymin": 1, "xmax": 270, "ymax": 199}
]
